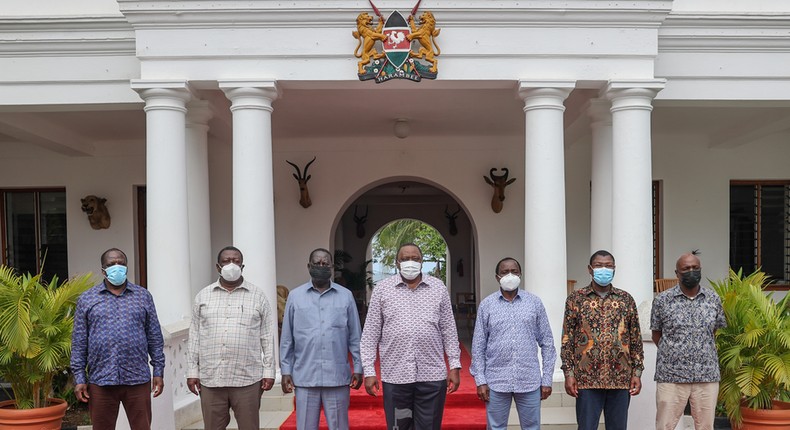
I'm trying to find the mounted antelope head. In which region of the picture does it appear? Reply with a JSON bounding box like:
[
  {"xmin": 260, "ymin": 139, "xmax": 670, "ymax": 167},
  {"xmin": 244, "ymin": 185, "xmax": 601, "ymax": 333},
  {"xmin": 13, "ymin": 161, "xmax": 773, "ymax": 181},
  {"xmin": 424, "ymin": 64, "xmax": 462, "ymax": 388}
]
[
  {"xmin": 483, "ymin": 167, "xmax": 516, "ymax": 213},
  {"xmin": 353, "ymin": 205, "xmax": 369, "ymax": 238},
  {"xmin": 286, "ymin": 156, "xmax": 316, "ymax": 208},
  {"xmin": 445, "ymin": 205, "xmax": 460, "ymax": 236}
]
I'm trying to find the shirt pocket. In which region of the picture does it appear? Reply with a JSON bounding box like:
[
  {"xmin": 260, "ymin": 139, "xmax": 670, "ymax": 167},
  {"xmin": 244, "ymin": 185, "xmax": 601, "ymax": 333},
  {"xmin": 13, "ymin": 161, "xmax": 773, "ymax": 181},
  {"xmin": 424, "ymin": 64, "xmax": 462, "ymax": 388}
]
[
  {"xmin": 239, "ymin": 303, "xmax": 262, "ymax": 328},
  {"xmin": 328, "ymin": 306, "xmax": 348, "ymax": 328}
]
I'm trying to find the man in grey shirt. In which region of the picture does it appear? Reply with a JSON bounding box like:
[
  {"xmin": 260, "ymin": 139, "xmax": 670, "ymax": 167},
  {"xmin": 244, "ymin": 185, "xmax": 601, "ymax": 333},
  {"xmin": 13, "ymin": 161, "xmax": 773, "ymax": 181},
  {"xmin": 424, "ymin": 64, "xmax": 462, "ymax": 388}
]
[
  {"xmin": 651, "ymin": 252, "xmax": 726, "ymax": 430},
  {"xmin": 280, "ymin": 248, "xmax": 363, "ymax": 430}
]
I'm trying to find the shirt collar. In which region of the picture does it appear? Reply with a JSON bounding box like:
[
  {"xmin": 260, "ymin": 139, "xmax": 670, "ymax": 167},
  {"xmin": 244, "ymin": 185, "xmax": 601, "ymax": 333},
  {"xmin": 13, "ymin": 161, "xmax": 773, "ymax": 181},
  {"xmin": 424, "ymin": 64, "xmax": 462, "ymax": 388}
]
[
  {"xmin": 99, "ymin": 280, "xmax": 133, "ymax": 294},
  {"xmin": 497, "ymin": 289, "xmax": 524, "ymax": 301},
  {"xmin": 212, "ymin": 279, "xmax": 250, "ymax": 292},
  {"xmin": 397, "ymin": 275, "xmax": 430, "ymax": 289},
  {"xmin": 581, "ymin": 283, "xmax": 621, "ymax": 297},
  {"xmin": 309, "ymin": 282, "xmax": 337, "ymax": 294},
  {"xmin": 670, "ymin": 284, "xmax": 706, "ymax": 298}
]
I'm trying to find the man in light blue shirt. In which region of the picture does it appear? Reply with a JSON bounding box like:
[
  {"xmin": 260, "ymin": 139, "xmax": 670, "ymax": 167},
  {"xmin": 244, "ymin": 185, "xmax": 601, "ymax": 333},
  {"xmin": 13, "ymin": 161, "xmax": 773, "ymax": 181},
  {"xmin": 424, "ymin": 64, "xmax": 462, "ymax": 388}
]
[
  {"xmin": 280, "ymin": 248, "xmax": 363, "ymax": 430},
  {"xmin": 470, "ymin": 257, "xmax": 556, "ymax": 430}
]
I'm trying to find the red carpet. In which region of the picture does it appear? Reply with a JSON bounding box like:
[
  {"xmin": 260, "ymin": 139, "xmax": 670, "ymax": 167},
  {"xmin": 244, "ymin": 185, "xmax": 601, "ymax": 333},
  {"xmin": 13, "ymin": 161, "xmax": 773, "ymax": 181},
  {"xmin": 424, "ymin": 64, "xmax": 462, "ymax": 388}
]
[{"xmin": 279, "ymin": 344, "xmax": 486, "ymax": 429}]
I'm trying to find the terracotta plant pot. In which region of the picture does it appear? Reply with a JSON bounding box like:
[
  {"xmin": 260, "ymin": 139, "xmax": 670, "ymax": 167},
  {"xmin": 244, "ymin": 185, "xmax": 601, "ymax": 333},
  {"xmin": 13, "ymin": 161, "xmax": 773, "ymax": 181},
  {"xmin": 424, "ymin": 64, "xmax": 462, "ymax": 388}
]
[
  {"xmin": 737, "ymin": 400, "xmax": 790, "ymax": 429},
  {"xmin": 0, "ymin": 398, "xmax": 68, "ymax": 430}
]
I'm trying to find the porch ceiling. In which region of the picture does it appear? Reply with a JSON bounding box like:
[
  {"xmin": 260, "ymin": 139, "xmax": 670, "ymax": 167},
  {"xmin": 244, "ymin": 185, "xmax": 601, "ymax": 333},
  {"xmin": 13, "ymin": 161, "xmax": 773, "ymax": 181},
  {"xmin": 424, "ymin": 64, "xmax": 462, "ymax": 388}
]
[{"xmin": 0, "ymin": 88, "xmax": 787, "ymax": 152}]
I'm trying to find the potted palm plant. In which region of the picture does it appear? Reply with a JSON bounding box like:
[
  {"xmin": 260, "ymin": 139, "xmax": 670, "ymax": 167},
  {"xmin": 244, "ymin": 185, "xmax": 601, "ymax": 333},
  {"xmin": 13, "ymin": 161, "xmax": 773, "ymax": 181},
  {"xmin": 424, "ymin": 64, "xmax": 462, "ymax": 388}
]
[
  {"xmin": 710, "ymin": 269, "xmax": 790, "ymax": 429},
  {"xmin": 0, "ymin": 266, "xmax": 93, "ymax": 429}
]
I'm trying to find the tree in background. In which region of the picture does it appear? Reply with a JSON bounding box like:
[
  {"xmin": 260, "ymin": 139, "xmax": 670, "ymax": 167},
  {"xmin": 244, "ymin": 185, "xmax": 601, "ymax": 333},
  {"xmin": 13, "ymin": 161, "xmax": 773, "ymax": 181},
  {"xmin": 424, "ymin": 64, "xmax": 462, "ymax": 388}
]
[{"xmin": 372, "ymin": 219, "xmax": 447, "ymax": 283}]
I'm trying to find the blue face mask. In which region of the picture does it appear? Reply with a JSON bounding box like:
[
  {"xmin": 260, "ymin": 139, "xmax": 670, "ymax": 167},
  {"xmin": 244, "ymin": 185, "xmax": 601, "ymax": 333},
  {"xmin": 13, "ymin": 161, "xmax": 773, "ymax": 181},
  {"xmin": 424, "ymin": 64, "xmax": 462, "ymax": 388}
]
[
  {"xmin": 105, "ymin": 264, "xmax": 128, "ymax": 286},
  {"xmin": 592, "ymin": 267, "xmax": 614, "ymax": 286}
]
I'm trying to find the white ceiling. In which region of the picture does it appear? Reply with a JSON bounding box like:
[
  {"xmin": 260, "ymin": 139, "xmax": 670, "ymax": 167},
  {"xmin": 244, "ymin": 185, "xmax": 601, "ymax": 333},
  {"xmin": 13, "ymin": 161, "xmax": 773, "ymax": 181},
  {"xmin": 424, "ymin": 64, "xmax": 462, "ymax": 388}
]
[{"xmin": 0, "ymin": 87, "xmax": 788, "ymax": 152}]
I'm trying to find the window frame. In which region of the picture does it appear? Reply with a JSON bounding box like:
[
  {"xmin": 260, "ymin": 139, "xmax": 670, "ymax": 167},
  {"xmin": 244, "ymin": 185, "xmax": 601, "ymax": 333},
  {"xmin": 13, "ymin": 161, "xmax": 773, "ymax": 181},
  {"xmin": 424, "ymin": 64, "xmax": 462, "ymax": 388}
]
[
  {"xmin": 730, "ymin": 180, "xmax": 790, "ymax": 290},
  {"xmin": 0, "ymin": 187, "xmax": 69, "ymax": 280}
]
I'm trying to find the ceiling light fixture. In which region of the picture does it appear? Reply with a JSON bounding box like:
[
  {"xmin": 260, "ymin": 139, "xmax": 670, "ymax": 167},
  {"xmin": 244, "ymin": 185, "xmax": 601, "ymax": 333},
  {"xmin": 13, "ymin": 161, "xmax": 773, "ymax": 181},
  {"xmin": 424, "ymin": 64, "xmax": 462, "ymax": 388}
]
[{"xmin": 393, "ymin": 119, "xmax": 410, "ymax": 139}]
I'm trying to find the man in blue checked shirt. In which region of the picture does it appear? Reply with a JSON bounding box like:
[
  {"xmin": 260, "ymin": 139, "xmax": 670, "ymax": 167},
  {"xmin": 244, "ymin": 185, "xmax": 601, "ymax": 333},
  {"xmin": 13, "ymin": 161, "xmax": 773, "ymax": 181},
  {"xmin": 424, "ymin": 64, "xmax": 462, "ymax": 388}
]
[
  {"xmin": 470, "ymin": 257, "xmax": 556, "ymax": 430},
  {"xmin": 71, "ymin": 248, "xmax": 165, "ymax": 430},
  {"xmin": 280, "ymin": 248, "xmax": 363, "ymax": 430}
]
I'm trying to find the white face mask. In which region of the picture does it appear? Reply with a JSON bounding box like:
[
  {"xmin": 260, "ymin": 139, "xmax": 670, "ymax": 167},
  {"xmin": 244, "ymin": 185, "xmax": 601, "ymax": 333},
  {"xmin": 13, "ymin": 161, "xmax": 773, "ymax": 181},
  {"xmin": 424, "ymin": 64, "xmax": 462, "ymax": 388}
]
[
  {"xmin": 220, "ymin": 262, "xmax": 242, "ymax": 282},
  {"xmin": 399, "ymin": 260, "xmax": 422, "ymax": 281},
  {"xmin": 499, "ymin": 273, "xmax": 521, "ymax": 291}
]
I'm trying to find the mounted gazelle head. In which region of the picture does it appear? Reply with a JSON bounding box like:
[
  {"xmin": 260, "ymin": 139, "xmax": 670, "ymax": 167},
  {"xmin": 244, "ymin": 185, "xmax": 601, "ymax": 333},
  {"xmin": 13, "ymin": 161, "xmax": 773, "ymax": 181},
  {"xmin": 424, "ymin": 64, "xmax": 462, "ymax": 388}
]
[
  {"xmin": 286, "ymin": 156, "xmax": 316, "ymax": 208},
  {"xmin": 445, "ymin": 205, "xmax": 460, "ymax": 236},
  {"xmin": 483, "ymin": 167, "xmax": 516, "ymax": 213},
  {"xmin": 353, "ymin": 205, "xmax": 369, "ymax": 238}
]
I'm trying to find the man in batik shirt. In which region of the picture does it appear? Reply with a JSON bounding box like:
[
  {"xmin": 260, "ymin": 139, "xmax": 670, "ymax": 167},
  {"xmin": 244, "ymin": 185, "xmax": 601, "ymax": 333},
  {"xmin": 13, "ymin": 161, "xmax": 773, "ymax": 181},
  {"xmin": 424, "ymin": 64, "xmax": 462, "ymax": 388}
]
[{"xmin": 561, "ymin": 250, "xmax": 644, "ymax": 430}]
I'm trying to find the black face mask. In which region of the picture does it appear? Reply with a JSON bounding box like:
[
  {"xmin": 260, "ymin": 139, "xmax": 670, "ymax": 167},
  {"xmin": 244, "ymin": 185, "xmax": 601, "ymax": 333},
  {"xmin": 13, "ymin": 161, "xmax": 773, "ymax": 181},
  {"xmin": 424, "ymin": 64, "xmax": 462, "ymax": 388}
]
[
  {"xmin": 679, "ymin": 270, "xmax": 702, "ymax": 288},
  {"xmin": 309, "ymin": 265, "xmax": 332, "ymax": 282}
]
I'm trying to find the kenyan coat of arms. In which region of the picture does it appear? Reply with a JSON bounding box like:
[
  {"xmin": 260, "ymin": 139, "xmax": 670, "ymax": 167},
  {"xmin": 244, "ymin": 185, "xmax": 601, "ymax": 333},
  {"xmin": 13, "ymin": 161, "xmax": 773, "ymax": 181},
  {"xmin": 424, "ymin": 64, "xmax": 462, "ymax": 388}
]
[{"xmin": 353, "ymin": 1, "xmax": 441, "ymax": 83}]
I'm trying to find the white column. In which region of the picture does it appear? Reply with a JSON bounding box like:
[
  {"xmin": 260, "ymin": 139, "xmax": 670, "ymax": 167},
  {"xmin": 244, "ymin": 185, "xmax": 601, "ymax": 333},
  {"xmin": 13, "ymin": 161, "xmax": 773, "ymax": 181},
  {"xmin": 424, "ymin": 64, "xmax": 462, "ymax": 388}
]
[
  {"xmin": 518, "ymin": 81, "xmax": 574, "ymax": 369},
  {"xmin": 186, "ymin": 101, "xmax": 214, "ymax": 298},
  {"xmin": 587, "ymin": 98, "xmax": 614, "ymax": 253},
  {"xmin": 131, "ymin": 81, "xmax": 193, "ymax": 324},
  {"xmin": 219, "ymin": 80, "xmax": 280, "ymax": 368},
  {"xmin": 605, "ymin": 80, "xmax": 665, "ymax": 308}
]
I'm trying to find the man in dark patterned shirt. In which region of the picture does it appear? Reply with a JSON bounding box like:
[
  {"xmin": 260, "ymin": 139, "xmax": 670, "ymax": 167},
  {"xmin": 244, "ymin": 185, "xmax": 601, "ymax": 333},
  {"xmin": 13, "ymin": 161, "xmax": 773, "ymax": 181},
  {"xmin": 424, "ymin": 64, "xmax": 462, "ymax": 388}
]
[
  {"xmin": 561, "ymin": 250, "xmax": 644, "ymax": 430},
  {"xmin": 71, "ymin": 248, "xmax": 165, "ymax": 430},
  {"xmin": 651, "ymin": 252, "xmax": 726, "ymax": 430}
]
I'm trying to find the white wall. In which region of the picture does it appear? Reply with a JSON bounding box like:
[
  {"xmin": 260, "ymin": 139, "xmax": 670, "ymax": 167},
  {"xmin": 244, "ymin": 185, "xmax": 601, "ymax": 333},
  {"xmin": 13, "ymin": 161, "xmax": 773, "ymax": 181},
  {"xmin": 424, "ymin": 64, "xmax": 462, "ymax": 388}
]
[
  {"xmin": 0, "ymin": 139, "xmax": 145, "ymax": 283},
  {"xmin": 271, "ymin": 135, "xmax": 527, "ymax": 304},
  {"xmin": 654, "ymin": 130, "xmax": 790, "ymax": 287}
]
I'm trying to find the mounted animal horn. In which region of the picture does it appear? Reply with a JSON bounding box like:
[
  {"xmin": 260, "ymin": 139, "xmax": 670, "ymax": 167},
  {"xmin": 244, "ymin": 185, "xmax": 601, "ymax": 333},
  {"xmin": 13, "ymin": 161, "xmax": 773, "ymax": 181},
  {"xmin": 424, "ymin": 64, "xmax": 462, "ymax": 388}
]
[
  {"xmin": 286, "ymin": 156, "xmax": 316, "ymax": 208},
  {"xmin": 444, "ymin": 205, "xmax": 460, "ymax": 236},
  {"xmin": 353, "ymin": 205, "xmax": 369, "ymax": 238},
  {"xmin": 483, "ymin": 167, "xmax": 516, "ymax": 213}
]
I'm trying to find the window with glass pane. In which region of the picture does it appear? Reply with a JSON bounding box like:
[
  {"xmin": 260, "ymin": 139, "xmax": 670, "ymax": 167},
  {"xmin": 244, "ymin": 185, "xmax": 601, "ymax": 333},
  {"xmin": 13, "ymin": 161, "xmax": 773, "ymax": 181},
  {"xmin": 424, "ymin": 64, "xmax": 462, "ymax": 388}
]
[
  {"xmin": 2, "ymin": 189, "xmax": 68, "ymax": 282},
  {"xmin": 729, "ymin": 182, "xmax": 790, "ymax": 285}
]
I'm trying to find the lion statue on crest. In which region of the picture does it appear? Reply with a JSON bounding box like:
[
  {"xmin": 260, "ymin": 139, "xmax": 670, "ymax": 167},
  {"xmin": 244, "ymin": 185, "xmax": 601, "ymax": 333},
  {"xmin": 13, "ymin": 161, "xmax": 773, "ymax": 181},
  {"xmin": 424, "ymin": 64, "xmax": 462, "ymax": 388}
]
[
  {"xmin": 407, "ymin": 11, "xmax": 441, "ymax": 73},
  {"xmin": 353, "ymin": 12, "xmax": 387, "ymax": 74}
]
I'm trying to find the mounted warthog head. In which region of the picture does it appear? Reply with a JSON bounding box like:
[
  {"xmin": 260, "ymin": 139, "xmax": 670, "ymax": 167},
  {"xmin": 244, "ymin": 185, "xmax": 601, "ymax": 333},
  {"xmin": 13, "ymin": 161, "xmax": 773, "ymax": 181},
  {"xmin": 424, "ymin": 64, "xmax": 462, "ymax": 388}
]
[{"xmin": 483, "ymin": 168, "xmax": 516, "ymax": 214}]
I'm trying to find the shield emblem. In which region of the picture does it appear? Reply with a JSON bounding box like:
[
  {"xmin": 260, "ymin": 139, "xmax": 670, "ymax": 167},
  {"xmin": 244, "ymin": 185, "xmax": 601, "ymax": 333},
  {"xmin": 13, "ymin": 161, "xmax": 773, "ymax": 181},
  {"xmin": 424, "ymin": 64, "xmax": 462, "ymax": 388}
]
[{"xmin": 382, "ymin": 11, "xmax": 411, "ymax": 69}]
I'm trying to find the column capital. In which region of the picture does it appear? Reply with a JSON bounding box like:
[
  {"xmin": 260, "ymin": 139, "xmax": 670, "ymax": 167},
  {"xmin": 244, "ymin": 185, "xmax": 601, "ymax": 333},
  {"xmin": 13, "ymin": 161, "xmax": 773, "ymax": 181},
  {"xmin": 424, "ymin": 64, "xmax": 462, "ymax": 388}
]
[
  {"xmin": 604, "ymin": 79, "xmax": 666, "ymax": 112},
  {"xmin": 517, "ymin": 80, "xmax": 575, "ymax": 112},
  {"xmin": 219, "ymin": 80, "xmax": 280, "ymax": 112},
  {"xmin": 585, "ymin": 98, "xmax": 612, "ymax": 126},
  {"xmin": 131, "ymin": 80, "xmax": 193, "ymax": 113},
  {"xmin": 186, "ymin": 100, "xmax": 214, "ymax": 127}
]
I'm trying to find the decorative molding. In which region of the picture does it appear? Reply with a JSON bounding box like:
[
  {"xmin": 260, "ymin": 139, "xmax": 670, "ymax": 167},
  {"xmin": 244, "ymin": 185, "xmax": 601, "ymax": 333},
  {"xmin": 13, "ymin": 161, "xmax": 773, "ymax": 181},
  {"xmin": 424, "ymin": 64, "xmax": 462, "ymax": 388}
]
[
  {"xmin": 0, "ymin": 17, "xmax": 135, "ymax": 56},
  {"xmin": 660, "ymin": 14, "xmax": 790, "ymax": 52},
  {"xmin": 116, "ymin": 1, "xmax": 673, "ymax": 29}
]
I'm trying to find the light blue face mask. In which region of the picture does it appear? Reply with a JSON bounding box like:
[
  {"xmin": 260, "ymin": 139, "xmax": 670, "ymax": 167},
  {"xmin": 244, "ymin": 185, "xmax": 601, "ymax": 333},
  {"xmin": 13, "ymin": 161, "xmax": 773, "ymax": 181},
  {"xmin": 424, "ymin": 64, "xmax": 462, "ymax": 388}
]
[
  {"xmin": 105, "ymin": 264, "xmax": 128, "ymax": 286},
  {"xmin": 592, "ymin": 267, "xmax": 614, "ymax": 286}
]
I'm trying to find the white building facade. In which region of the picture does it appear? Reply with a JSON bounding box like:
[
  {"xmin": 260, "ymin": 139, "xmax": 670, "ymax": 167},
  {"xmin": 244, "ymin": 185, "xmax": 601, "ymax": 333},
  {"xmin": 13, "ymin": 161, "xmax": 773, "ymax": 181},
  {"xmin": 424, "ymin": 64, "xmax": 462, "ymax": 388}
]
[{"xmin": 1, "ymin": 0, "xmax": 789, "ymax": 428}]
